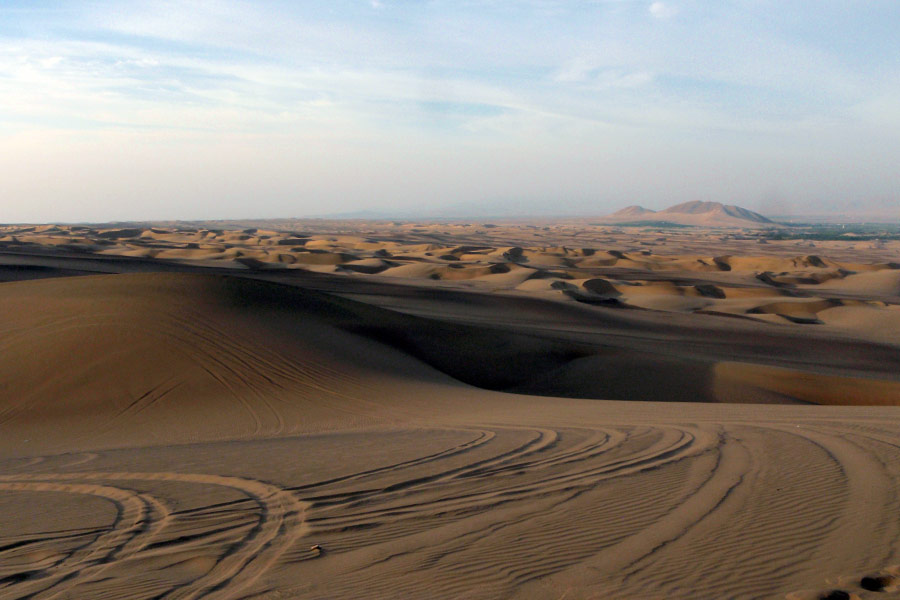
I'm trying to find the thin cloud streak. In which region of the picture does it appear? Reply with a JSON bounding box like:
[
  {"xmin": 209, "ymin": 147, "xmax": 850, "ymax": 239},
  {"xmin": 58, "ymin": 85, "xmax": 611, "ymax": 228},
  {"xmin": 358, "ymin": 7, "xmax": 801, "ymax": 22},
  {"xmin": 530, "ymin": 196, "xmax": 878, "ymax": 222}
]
[{"xmin": 0, "ymin": 1, "xmax": 898, "ymax": 221}]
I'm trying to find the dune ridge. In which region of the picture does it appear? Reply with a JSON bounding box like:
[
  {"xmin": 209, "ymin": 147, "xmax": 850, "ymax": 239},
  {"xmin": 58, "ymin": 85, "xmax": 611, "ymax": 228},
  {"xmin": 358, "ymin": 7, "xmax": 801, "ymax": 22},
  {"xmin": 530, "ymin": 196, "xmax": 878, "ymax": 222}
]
[{"xmin": 3, "ymin": 222, "xmax": 898, "ymax": 348}]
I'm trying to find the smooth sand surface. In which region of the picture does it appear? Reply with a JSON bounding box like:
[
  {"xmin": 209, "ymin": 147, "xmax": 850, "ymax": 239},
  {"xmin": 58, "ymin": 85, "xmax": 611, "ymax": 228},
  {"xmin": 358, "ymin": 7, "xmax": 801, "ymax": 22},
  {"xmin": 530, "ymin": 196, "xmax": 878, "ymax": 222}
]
[{"xmin": 1, "ymin": 221, "xmax": 899, "ymax": 599}]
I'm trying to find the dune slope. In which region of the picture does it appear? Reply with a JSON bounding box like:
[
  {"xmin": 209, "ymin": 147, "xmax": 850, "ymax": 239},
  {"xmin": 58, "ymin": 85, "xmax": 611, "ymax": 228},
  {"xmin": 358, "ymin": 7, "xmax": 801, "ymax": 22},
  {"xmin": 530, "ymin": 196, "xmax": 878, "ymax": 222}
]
[
  {"xmin": 1, "ymin": 264, "xmax": 900, "ymax": 599},
  {"xmin": 0, "ymin": 273, "xmax": 469, "ymax": 453}
]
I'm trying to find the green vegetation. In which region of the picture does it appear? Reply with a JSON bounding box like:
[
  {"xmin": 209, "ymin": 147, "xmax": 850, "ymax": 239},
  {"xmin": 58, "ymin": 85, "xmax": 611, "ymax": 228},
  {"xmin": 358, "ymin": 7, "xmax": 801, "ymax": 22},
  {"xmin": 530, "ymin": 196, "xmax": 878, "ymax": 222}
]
[
  {"xmin": 765, "ymin": 222, "xmax": 900, "ymax": 241},
  {"xmin": 594, "ymin": 220, "xmax": 696, "ymax": 228}
]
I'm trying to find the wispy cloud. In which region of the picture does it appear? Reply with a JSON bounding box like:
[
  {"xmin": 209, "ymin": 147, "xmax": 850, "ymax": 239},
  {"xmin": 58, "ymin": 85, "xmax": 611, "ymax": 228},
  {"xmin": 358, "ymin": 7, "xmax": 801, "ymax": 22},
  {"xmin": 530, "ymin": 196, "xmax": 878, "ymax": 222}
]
[
  {"xmin": 648, "ymin": 2, "xmax": 678, "ymax": 19},
  {"xmin": 0, "ymin": 1, "xmax": 898, "ymax": 221}
]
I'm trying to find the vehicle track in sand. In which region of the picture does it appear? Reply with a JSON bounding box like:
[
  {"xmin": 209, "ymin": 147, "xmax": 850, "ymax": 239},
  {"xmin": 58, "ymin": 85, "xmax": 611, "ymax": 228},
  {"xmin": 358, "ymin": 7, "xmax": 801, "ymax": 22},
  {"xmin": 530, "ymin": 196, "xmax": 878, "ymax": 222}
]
[
  {"xmin": 0, "ymin": 471, "xmax": 309, "ymax": 600},
  {"xmin": 270, "ymin": 421, "xmax": 900, "ymax": 600},
  {"xmin": 4, "ymin": 421, "xmax": 900, "ymax": 599}
]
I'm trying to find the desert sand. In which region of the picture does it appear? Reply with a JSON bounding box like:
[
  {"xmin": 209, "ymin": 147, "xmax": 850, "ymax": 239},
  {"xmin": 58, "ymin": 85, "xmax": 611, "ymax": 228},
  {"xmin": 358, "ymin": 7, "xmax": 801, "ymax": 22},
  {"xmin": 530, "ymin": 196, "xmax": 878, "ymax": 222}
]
[{"xmin": 1, "ymin": 219, "xmax": 899, "ymax": 599}]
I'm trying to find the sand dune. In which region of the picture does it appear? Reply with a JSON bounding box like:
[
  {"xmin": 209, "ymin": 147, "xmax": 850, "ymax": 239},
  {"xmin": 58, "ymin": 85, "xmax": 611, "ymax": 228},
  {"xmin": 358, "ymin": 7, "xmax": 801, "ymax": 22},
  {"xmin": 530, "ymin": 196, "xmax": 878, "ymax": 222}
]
[
  {"xmin": 0, "ymin": 273, "xmax": 473, "ymax": 454},
  {"xmin": 2, "ymin": 222, "xmax": 900, "ymax": 599},
  {"xmin": 4, "ymin": 223, "xmax": 898, "ymax": 345}
]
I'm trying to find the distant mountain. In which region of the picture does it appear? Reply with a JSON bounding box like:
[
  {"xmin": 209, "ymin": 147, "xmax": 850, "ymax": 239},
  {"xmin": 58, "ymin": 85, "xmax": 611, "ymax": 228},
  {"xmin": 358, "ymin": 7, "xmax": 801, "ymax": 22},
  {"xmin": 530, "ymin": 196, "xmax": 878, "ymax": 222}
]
[
  {"xmin": 600, "ymin": 201, "xmax": 778, "ymax": 228},
  {"xmin": 607, "ymin": 205, "xmax": 657, "ymax": 219},
  {"xmin": 664, "ymin": 201, "xmax": 773, "ymax": 223}
]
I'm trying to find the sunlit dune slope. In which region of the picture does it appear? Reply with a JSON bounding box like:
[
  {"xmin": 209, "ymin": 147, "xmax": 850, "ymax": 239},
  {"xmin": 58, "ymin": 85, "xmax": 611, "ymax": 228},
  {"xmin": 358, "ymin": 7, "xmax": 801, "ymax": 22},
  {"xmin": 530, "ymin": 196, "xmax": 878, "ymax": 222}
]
[{"xmin": 0, "ymin": 273, "xmax": 462, "ymax": 452}]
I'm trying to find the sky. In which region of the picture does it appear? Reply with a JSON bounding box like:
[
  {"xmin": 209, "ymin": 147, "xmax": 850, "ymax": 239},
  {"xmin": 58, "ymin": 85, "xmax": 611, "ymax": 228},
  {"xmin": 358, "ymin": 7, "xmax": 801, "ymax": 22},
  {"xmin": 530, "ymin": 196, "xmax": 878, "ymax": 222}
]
[{"xmin": 1, "ymin": 1, "xmax": 899, "ymax": 222}]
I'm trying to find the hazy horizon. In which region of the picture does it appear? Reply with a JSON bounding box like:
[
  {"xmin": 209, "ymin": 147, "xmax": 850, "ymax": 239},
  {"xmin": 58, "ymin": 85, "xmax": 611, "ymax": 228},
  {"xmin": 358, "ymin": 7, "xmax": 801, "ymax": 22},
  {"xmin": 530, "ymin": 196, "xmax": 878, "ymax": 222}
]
[{"xmin": 2, "ymin": 1, "xmax": 899, "ymax": 223}]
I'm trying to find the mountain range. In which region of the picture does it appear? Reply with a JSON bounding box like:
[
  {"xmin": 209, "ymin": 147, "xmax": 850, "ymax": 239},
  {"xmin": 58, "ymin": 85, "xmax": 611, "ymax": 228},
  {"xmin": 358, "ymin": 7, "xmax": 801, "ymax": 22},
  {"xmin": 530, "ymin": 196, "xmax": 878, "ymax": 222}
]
[{"xmin": 600, "ymin": 201, "xmax": 779, "ymax": 227}]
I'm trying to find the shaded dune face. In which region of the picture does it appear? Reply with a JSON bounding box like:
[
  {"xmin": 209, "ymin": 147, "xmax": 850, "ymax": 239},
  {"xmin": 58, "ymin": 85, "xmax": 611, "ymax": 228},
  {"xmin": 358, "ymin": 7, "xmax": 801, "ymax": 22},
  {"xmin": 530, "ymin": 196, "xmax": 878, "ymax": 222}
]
[
  {"xmin": 0, "ymin": 274, "xmax": 465, "ymax": 453},
  {"xmin": 2, "ymin": 272, "xmax": 899, "ymax": 457}
]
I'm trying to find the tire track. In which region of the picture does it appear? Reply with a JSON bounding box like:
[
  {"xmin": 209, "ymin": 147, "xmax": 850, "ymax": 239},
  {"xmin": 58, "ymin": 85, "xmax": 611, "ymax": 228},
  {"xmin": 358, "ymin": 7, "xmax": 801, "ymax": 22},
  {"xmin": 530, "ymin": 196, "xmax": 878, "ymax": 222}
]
[
  {"xmin": 0, "ymin": 471, "xmax": 309, "ymax": 600},
  {"xmin": 309, "ymin": 425, "xmax": 709, "ymax": 540},
  {"xmin": 0, "ymin": 480, "xmax": 162, "ymax": 600},
  {"xmin": 296, "ymin": 424, "xmax": 720, "ymax": 599}
]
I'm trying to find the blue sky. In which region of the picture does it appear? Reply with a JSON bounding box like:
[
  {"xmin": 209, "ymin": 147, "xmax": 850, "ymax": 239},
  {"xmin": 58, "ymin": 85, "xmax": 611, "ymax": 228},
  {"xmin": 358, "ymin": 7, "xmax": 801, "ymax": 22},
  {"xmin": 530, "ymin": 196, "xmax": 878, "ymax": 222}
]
[{"xmin": 1, "ymin": 1, "xmax": 899, "ymax": 221}]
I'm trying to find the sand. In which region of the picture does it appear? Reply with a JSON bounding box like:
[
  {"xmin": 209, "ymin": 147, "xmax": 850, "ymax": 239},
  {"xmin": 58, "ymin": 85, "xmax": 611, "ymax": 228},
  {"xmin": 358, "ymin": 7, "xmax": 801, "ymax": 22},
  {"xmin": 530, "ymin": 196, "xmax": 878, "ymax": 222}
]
[{"xmin": 1, "ymin": 220, "xmax": 899, "ymax": 599}]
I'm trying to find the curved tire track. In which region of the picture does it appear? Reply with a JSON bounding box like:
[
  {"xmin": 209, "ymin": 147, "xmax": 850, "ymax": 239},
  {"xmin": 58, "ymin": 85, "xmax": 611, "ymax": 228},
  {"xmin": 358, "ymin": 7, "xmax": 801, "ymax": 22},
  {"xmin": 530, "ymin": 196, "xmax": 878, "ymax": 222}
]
[{"xmin": 0, "ymin": 471, "xmax": 309, "ymax": 600}]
